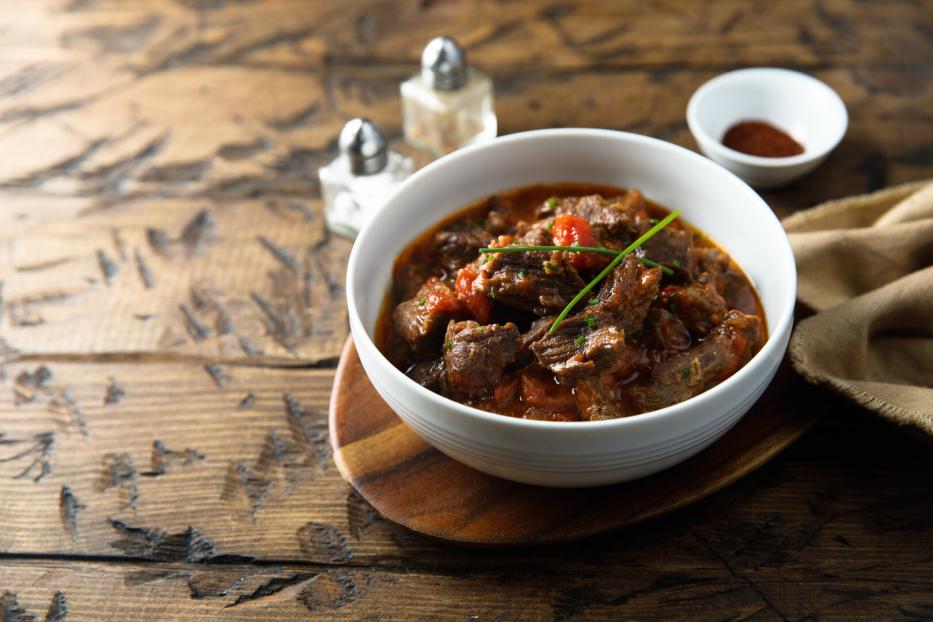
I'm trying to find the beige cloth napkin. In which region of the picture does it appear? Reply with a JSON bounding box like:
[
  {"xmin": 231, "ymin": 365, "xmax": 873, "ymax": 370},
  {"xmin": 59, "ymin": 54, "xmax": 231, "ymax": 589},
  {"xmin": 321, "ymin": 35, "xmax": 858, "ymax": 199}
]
[{"xmin": 782, "ymin": 180, "xmax": 933, "ymax": 435}]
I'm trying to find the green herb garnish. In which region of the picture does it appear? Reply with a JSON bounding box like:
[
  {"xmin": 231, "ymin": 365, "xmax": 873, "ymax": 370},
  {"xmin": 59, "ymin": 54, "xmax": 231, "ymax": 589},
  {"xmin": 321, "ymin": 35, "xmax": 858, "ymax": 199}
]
[
  {"xmin": 672, "ymin": 259, "xmax": 682, "ymax": 269},
  {"xmin": 418, "ymin": 297, "xmax": 426, "ymax": 306},
  {"xmin": 588, "ymin": 296, "xmax": 599, "ymax": 306},
  {"xmin": 444, "ymin": 340, "xmax": 453, "ymax": 351},
  {"xmin": 543, "ymin": 261, "xmax": 558, "ymax": 272},
  {"xmin": 547, "ymin": 210, "xmax": 681, "ymax": 333},
  {"xmin": 547, "ymin": 196, "xmax": 557, "ymax": 209},
  {"xmin": 478, "ymin": 245, "xmax": 673, "ymax": 276},
  {"xmin": 574, "ymin": 335, "xmax": 586, "ymax": 346},
  {"xmin": 639, "ymin": 258, "xmax": 673, "ymax": 274},
  {"xmin": 585, "ymin": 315, "xmax": 596, "ymax": 328},
  {"xmin": 518, "ymin": 270, "xmax": 526, "ymax": 279}
]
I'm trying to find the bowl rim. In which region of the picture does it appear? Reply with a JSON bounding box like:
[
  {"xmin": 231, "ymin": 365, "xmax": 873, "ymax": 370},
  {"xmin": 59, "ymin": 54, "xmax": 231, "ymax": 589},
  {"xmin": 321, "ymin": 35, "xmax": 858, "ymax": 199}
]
[
  {"xmin": 347, "ymin": 128, "xmax": 797, "ymax": 430},
  {"xmin": 686, "ymin": 67, "xmax": 848, "ymax": 169}
]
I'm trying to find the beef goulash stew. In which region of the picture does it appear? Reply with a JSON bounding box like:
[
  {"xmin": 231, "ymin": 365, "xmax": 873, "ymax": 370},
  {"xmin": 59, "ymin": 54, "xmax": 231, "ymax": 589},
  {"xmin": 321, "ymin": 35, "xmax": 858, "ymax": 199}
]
[{"xmin": 376, "ymin": 184, "xmax": 767, "ymax": 422}]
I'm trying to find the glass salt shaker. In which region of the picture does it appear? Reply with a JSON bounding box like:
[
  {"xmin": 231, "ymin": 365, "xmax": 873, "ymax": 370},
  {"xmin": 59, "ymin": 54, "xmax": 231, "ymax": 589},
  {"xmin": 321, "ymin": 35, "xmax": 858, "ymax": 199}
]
[
  {"xmin": 401, "ymin": 36, "xmax": 497, "ymax": 156},
  {"xmin": 318, "ymin": 118, "xmax": 413, "ymax": 239}
]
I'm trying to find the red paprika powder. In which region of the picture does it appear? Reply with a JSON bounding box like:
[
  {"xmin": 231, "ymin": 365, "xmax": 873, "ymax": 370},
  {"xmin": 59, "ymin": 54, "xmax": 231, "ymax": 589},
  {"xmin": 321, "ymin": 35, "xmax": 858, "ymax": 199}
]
[{"xmin": 722, "ymin": 121, "xmax": 804, "ymax": 158}]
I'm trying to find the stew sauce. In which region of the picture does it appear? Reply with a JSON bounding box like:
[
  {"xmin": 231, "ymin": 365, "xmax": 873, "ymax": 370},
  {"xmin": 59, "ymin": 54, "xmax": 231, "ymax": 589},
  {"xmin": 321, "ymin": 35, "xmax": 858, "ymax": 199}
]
[{"xmin": 376, "ymin": 183, "xmax": 767, "ymax": 422}]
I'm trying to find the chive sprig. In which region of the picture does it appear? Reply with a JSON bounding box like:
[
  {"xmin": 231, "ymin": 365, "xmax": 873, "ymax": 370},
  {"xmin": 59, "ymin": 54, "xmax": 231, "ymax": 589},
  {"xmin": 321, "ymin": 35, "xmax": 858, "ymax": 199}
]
[
  {"xmin": 476, "ymin": 210, "xmax": 681, "ymax": 333},
  {"xmin": 478, "ymin": 244, "xmax": 674, "ymax": 276},
  {"xmin": 547, "ymin": 210, "xmax": 681, "ymax": 333}
]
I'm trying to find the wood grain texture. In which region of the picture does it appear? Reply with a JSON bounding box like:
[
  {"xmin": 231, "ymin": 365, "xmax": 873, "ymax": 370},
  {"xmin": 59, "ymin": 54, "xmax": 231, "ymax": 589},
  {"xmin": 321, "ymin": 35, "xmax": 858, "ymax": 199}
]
[
  {"xmin": 0, "ymin": 360, "xmax": 932, "ymax": 617},
  {"xmin": 0, "ymin": 1, "xmax": 927, "ymax": 209},
  {"xmin": 1, "ymin": 540, "xmax": 933, "ymax": 622},
  {"xmin": 0, "ymin": 360, "xmax": 345, "ymax": 560},
  {"xmin": 331, "ymin": 340, "xmax": 823, "ymax": 544},
  {"xmin": 0, "ymin": 0, "xmax": 931, "ymax": 619},
  {"xmin": 0, "ymin": 192, "xmax": 350, "ymax": 363},
  {"xmin": 0, "ymin": 3, "xmax": 928, "ymax": 368}
]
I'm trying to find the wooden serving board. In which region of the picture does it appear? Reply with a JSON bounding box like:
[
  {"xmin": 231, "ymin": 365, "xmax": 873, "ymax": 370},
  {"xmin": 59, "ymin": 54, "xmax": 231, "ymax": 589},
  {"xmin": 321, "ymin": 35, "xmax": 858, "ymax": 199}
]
[{"xmin": 329, "ymin": 338, "xmax": 823, "ymax": 545}]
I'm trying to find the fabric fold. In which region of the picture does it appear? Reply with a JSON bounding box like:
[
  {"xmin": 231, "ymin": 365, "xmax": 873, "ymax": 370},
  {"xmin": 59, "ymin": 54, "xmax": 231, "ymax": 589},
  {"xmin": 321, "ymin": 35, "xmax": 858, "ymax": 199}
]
[{"xmin": 783, "ymin": 180, "xmax": 933, "ymax": 435}]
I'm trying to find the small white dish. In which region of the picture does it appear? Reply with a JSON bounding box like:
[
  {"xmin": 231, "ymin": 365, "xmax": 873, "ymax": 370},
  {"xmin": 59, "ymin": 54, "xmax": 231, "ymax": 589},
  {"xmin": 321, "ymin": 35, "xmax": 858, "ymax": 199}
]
[
  {"xmin": 347, "ymin": 129, "xmax": 796, "ymax": 487},
  {"xmin": 687, "ymin": 68, "xmax": 848, "ymax": 189}
]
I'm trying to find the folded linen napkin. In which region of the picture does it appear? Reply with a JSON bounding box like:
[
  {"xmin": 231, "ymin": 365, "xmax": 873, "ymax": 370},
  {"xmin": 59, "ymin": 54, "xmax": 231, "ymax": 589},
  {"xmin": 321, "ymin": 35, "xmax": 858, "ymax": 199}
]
[{"xmin": 782, "ymin": 180, "xmax": 933, "ymax": 435}]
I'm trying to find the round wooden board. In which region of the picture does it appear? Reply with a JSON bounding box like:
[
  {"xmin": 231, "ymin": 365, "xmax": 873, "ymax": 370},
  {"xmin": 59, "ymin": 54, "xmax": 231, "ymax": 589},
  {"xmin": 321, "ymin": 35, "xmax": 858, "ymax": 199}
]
[{"xmin": 329, "ymin": 338, "xmax": 823, "ymax": 545}]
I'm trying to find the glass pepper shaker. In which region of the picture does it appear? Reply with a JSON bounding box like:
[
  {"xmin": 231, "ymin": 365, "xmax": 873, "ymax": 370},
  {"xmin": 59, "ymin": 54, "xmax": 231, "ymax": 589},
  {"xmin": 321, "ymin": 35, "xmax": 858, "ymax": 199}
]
[
  {"xmin": 318, "ymin": 118, "xmax": 413, "ymax": 239},
  {"xmin": 401, "ymin": 36, "xmax": 497, "ymax": 156}
]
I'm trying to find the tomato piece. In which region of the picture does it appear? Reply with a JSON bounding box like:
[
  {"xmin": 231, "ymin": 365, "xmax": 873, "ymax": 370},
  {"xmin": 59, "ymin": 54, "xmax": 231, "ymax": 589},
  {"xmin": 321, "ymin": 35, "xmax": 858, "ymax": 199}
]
[
  {"xmin": 454, "ymin": 264, "xmax": 493, "ymax": 323},
  {"xmin": 520, "ymin": 370, "xmax": 575, "ymax": 410},
  {"xmin": 552, "ymin": 213, "xmax": 595, "ymax": 248},
  {"xmin": 492, "ymin": 375, "xmax": 520, "ymax": 405},
  {"xmin": 552, "ymin": 213, "xmax": 599, "ymax": 270},
  {"xmin": 729, "ymin": 331, "xmax": 748, "ymax": 362},
  {"xmin": 423, "ymin": 277, "xmax": 463, "ymax": 314}
]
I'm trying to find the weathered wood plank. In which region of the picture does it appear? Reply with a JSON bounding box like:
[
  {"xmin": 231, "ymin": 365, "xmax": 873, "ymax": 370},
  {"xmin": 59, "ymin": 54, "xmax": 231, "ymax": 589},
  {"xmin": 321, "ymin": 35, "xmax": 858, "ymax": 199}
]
[
  {"xmin": 0, "ymin": 64, "xmax": 929, "ymax": 360},
  {"xmin": 0, "ymin": 0, "xmax": 926, "ymax": 209},
  {"xmin": 0, "ymin": 62, "xmax": 926, "ymax": 216},
  {"xmin": 2, "ymin": 0, "xmax": 929, "ymax": 73},
  {"xmin": 0, "ymin": 0, "xmax": 930, "ymax": 619},
  {"xmin": 0, "ymin": 558, "xmax": 778, "ymax": 621},
  {"xmin": 0, "ymin": 194, "xmax": 349, "ymax": 363},
  {"xmin": 0, "ymin": 359, "xmax": 931, "ymax": 593},
  {"xmin": 0, "ymin": 361, "xmax": 347, "ymax": 559},
  {"xmin": 1, "ymin": 522, "xmax": 933, "ymax": 622}
]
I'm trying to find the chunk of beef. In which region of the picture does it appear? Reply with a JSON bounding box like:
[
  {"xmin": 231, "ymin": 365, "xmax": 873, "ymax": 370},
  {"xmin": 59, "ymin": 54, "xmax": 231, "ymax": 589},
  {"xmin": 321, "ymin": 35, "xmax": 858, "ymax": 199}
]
[
  {"xmin": 480, "ymin": 249, "xmax": 585, "ymax": 316},
  {"xmin": 691, "ymin": 246, "xmax": 730, "ymax": 289},
  {"xmin": 392, "ymin": 278, "xmax": 460, "ymax": 353},
  {"xmin": 523, "ymin": 316, "xmax": 553, "ymax": 347},
  {"xmin": 572, "ymin": 343, "xmax": 651, "ymax": 420},
  {"xmin": 434, "ymin": 229, "xmax": 493, "ymax": 273},
  {"xmin": 444, "ymin": 320, "xmax": 521, "ymax": 397},
  {"xmin": 641, "ymin": 226, "xmax": 694, "ymax": 273},
  {"xmin": 660, "ymin": 282, "xmax": 728, "ymax": 336},
  {"xmin": 485, "ymin": 195, "xmax": 518, "ymax": 234},
  {"xmin": 530, "ymin": 313, "xmax": 627, "ymax": 379},
  {"xmin": 393, "ymin": 263, "xmax": 431, "ymax": 301},
  {"xmin": 406, "ymin": 357, "xmax": 448, "ymax": 394},
  {"xmin": 590, "ymin": 255, "xmax": 662, "ymax": 335},
  {"xmin": 535, "ymin": 195, "xmax": 558, "ymax": 218},
  {"xmin": 691, "ymin": 246, "xmax": 758, "ymax": 314},
  {"xmin": 627, "ymin": 310, "xmax": 763, "ymax": 411},
  {"xmin": 575, "ymin": 375, "xmax": 631, "ymax": 420},
  {"xmin": 644, "ymin": 308, "xmax": 692, "ymax": 353},
  {"xmin": 513, "ymin": 220, "xmax": 553, "ymax": 246},
  {"xmin": 517, "ymin": 316, "xmax": 554, "ymax": 364},
  {"xmin": 546, "ymin": 191, "xmax": 646, "ymax": 243},
  {"xmin": 485, "ymin": 210, "xmax": 514, "ymax": 235}
]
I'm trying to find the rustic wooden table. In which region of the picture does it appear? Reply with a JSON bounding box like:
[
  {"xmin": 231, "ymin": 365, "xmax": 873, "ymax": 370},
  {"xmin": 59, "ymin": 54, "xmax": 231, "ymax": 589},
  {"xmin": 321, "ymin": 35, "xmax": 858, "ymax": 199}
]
[{"xmin": 0, "ymin": 1, "xmax": 931, "ymax": 620}]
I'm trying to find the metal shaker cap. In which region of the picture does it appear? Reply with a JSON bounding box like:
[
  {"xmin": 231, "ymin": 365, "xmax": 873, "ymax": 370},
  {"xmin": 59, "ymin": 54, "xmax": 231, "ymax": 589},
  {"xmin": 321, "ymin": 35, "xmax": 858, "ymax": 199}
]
[
  {"xmin": 339, "ymin": 118, "xmax": 388, "ymax": 175},
  {"xmin": 420, "ymin": 36, "xmax": 468, "ymax": 91}
]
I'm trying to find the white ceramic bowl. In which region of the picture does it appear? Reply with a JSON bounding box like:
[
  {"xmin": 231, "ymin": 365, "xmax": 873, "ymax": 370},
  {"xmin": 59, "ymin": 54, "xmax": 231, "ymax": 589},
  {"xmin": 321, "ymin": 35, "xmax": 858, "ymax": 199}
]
[
  {"xmin": 346, "ymin": 129, "xmax": 796, "ymax": 487},
  {"xmin": 687, "ymin": 68, "xmax": 847, "ymax": 189}
]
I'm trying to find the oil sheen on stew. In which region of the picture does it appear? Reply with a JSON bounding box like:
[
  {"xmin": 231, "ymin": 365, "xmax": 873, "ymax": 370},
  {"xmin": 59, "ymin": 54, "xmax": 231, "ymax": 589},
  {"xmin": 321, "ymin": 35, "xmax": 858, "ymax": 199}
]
[{"xmin": 376, "ymin": 184, "xmax": 767, "ymax": 422}]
